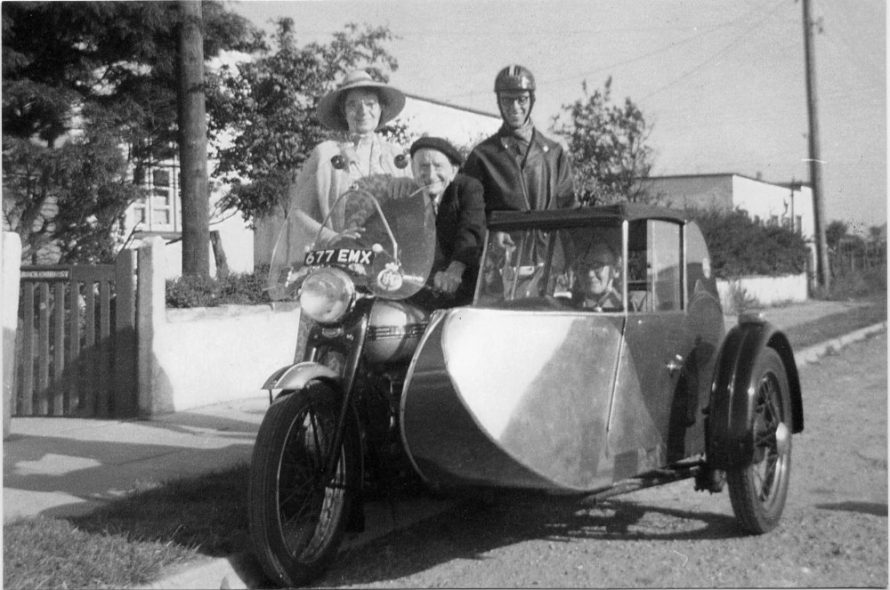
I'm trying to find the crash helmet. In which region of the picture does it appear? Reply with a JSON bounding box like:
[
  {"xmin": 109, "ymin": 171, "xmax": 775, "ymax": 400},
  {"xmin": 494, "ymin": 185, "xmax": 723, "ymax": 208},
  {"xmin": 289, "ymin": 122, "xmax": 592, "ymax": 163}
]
[{"xmin": 494, "ymin": 65, "xmax": 536, "ymax": 93}]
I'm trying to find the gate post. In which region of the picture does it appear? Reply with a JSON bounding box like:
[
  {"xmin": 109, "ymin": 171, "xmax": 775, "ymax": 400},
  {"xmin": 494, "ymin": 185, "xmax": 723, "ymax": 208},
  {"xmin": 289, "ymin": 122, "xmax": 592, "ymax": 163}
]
[
  {"xmin": 137, "ymin": 237, "xmax": 171, "ymax": 416},
  {"xmin": 114, "ymin": 249, "xmax": 138, "ymax": 416},
  {"xmin": 2, "ymin": 232, "xmax": 22, "ymax": 438}
]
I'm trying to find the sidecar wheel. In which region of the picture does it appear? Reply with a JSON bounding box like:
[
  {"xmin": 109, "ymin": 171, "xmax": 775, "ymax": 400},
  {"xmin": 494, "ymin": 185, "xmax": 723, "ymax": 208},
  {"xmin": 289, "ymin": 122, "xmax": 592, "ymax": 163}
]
[
  {"xmin": 727, "ymin": 348, "xmax": 792, "ymax": 534},
  {"xmin": 248, "ymin": 382, "xmax": 359, "ymax": 587}
]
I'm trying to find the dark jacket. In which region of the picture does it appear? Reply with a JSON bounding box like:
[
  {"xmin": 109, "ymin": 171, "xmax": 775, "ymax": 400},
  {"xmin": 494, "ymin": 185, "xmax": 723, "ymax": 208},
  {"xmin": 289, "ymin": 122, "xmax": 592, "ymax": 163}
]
[
  {"xmin": 463, "ymin": 126, "xmax": 577, "ymax": 214},
  {"xmin": 434, "ymin": 173, "xmax": 486, "ymax": 304}
]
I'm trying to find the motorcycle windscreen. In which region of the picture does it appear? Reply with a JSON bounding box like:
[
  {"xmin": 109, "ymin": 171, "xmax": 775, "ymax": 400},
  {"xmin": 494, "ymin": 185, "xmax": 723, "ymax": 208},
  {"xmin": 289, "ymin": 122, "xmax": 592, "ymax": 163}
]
[
  {"xmin": 266, "ymin": 175, "xmax": 437, "ymax": 301},
  {"xmin": 401, "ymin": 307, "xmax": 625, "ymax": 493}
]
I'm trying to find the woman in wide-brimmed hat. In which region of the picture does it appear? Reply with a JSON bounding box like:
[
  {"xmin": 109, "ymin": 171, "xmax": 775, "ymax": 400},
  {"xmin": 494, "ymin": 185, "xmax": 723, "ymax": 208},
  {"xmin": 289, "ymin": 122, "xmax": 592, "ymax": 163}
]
[{"xmin": 285, "ymin": 69, "xmax": 410, "ymax": 246}]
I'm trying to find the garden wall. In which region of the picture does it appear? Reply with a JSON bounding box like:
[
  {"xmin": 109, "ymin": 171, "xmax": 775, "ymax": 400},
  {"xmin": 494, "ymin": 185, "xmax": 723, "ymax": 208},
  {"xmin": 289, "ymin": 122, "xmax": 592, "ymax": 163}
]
[
  {"xmin": 138, "ymin": 237, "xmax": 299, "ymax": 414},
  {"xmin": 135, "ymin": 236, "xmax": 809, "ymax": 415},
  {"xmin": 716, "ymin": 273, "xmax": 808, "ymax": 310}
]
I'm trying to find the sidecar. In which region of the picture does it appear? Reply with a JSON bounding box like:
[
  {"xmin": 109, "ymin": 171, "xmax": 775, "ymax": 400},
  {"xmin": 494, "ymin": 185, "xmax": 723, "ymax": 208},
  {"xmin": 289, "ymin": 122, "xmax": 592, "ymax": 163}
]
[{"xmin": 401, "ymin": 203, "xmax": 804, "ymax": 533}]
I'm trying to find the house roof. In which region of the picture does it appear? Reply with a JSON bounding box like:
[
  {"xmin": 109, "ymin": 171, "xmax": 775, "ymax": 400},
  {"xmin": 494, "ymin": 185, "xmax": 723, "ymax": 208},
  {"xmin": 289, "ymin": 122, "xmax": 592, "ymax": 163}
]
[
  {"xmin": 644, "ymin": 172, "xmax": 811, "ymax": 190},
  {"xmin": 403, "ymin": 92, "xmax": 500, "ymax": 120}
]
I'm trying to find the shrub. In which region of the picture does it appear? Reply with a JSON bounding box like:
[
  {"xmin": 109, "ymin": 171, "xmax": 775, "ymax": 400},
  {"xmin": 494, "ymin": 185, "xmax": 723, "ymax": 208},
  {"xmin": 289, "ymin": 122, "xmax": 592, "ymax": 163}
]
[
  {"xmin": 165, "ymin": 266, "xmax": 270, "ymax": 308},
  {"xmin": 722, "ymin": 280, "xmax": 761, "ymax": 314},
  {"xmin": 814, "ymin": 264, "xmax": 887, "ymax": 301},
  {"xmin": 689, "ymin": 207, "xmax": 808, "ymax": 278}
]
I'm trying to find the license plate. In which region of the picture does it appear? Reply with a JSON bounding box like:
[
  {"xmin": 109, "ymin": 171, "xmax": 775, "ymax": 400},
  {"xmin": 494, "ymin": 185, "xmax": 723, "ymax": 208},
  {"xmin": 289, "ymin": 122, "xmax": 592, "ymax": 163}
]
[{"xmin": 304, "ymin": 248, "xmax": 374, "ymax": 266}]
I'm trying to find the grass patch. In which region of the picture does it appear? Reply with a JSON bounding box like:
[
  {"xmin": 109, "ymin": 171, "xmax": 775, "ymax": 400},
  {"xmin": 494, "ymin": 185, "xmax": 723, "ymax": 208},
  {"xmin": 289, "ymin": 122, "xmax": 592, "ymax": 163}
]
[
  {"xmin": 3, "ymin": 463, "xmax": 250, "ymax": 590},
  {"xmin": 783, "ymin": 294, "xmax": 887, "ymax": 350}
]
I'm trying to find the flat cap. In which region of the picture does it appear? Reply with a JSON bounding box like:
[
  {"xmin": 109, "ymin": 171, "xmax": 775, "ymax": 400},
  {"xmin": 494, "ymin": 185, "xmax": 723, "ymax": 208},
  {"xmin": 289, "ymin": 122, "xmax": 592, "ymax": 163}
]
[{"xmin": 409, "ymin": 136, "xmax": 463, "ymax": 166}]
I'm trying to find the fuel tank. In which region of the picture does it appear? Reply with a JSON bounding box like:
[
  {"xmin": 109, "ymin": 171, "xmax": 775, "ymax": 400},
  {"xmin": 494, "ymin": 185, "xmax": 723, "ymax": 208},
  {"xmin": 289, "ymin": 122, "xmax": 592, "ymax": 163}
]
[
  {"xmin": 400, "ymin": 307, "xmax": 628, "ymax": 493},
  {"xmin": 364, "ymin": 299, "xmax": 429, "ymax": 364}
]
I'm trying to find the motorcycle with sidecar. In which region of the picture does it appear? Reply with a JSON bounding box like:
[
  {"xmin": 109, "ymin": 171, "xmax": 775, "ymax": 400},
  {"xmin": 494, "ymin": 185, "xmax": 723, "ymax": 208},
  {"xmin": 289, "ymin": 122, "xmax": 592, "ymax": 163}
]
[{"xmin": 249, "ymin": 171, "xmax": 803, "ymax": 588}]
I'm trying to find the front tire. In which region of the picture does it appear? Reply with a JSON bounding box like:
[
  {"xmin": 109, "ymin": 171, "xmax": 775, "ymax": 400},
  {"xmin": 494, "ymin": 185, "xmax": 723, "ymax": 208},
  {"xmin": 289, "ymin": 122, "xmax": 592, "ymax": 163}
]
[
  {"xmin": 727, "ymin": 348, "xmax": 792, "ymax": 534},
  {"xmin": 249, "ymin": 382, "xmax": 359, "ymax": 587}
]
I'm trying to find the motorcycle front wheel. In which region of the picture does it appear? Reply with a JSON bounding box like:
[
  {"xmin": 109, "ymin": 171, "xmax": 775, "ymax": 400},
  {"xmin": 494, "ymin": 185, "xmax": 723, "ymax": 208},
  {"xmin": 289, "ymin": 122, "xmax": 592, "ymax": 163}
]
[{"xmin": 249, "ymin": 382, "xmax": 359, "ymax": 587}]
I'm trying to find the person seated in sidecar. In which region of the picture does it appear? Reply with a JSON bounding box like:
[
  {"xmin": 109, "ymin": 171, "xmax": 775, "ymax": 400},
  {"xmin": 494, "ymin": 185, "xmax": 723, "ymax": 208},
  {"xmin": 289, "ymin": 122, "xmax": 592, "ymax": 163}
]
[
  {"xmin": 573, "ymin": 240, "xmax": 623, "ymax": 311},
  {"xmin": 409, "ymin": 136, "xmax": 486, "ymax": 306}
]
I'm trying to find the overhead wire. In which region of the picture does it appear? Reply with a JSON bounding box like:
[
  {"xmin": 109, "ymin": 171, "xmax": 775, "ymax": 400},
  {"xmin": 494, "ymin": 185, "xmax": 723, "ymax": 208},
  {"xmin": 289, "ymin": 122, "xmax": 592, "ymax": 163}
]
[
  {"xmin": 437, "ymin": 0, "xmax": 780, "ymax": 103},
  {"xmin": 638, "ymin": 1, "xmax": 792, "ymax": 102}
]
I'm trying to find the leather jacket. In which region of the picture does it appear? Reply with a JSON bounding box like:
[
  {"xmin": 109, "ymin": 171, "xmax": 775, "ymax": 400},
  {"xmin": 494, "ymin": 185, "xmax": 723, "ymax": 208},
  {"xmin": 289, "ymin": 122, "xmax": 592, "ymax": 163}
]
[{"xmin": 463, "ymin": 125, "xmax": 577, "ymax": 215}]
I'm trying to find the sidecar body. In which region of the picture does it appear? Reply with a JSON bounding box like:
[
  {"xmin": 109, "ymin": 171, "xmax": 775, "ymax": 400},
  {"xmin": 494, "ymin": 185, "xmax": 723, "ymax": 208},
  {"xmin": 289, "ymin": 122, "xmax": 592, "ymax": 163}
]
[{"xmin": 400, "ymin": 204, "xmax": 803, "ymax": 498}]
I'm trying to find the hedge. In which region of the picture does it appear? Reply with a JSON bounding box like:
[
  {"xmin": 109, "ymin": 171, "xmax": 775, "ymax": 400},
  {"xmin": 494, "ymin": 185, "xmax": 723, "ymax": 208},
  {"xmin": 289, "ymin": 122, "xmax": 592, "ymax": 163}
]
[
  {"xmin": 689, "ymin": 207, "xmax": 808, "ymax": 279},
  {"xmin": 166, "ymin": 266, "xmax": 270, "ymax": 308}
]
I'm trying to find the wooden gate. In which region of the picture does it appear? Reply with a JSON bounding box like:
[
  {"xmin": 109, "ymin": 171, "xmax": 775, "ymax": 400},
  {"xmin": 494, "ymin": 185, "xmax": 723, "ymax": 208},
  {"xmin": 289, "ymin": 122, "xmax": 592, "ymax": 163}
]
[{"xmin": 15, "ymin": 251, "xmax": 137, "ymax": 417}]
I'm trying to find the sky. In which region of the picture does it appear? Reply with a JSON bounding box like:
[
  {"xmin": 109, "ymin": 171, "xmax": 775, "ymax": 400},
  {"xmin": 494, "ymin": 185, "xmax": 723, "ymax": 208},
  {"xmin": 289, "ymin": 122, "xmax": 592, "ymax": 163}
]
[{"xmin": 228, "ymin": 0, "xmax": 887, "ymax": 232}]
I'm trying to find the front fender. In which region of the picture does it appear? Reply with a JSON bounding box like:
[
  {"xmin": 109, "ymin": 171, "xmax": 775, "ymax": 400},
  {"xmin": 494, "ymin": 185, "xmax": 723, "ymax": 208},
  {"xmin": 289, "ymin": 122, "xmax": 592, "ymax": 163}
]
[
  {"xmin": 707, "ymin": 314, "xmax": 803, "ymax": 469},
  {"xmin": 262, "ymin": 361, "xmax": 340, "ymax": 396}
]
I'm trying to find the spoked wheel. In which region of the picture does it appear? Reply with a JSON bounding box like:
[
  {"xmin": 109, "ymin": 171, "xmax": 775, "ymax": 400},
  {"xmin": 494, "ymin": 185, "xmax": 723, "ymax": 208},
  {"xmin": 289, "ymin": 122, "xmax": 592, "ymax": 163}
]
[
  {"xmin": 727, "ymin": 348, "xmax": 792, "ymax": 534},
  {"xmin": 249, "ymin": 382, "xmax": 359, "ymax": 587}
]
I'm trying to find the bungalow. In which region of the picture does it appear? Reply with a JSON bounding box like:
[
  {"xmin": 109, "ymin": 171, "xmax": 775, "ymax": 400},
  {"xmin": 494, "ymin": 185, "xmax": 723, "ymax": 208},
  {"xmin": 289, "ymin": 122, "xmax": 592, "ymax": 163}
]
[{"xmin": 639, "ymin": 173, "xmax": 817, "ymax": 274}]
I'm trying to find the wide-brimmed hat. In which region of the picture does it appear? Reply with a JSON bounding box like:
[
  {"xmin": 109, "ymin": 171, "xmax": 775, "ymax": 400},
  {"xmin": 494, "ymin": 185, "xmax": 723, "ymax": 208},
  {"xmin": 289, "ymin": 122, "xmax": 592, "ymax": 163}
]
[
  {"xmin": 410, "ymin": 136, "xmax": 464, "ymax": 166},
  {"xmin": 316, "ymin": 70, "xmax": 406, "ymax": 132}
]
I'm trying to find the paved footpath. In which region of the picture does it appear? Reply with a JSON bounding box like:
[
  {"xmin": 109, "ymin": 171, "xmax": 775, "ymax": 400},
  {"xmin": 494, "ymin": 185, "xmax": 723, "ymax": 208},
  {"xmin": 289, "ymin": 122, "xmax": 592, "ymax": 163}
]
[{"xmin": 3, "ymin": 298, "xmax": 885, "ymax": 589}]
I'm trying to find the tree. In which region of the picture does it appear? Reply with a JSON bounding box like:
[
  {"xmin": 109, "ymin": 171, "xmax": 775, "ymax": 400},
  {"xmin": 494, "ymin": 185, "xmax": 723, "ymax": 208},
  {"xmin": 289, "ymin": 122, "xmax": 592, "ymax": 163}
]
[
  {"xmin": 2, "ymin": 1, "xmax": 259, "ymax": 263},
  {"xmin": 825, "ymin": 220, "xmax": 848, "ymax": 250},
  {"xmin": 551, "ymin": 77, "xmax": 654, "ymax": 206},
  {"xmin": 207, "ymin": 19, "xmax": 399, "ymax": 224}
]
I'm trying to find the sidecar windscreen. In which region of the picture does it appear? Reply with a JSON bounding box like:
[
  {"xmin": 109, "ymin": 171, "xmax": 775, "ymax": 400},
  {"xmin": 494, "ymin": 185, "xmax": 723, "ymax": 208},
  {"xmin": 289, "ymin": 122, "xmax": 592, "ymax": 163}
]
[{"xmin": 476, "ymin": 222, "xmax": 623, "ymax": 309}]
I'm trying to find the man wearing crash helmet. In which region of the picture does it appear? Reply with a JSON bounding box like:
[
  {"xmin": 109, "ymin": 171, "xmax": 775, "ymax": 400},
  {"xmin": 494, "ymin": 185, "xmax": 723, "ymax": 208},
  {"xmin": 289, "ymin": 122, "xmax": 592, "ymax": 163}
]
[{"xmin": 463, "ymin": 65, "xmax": 577, "ymax": 214}]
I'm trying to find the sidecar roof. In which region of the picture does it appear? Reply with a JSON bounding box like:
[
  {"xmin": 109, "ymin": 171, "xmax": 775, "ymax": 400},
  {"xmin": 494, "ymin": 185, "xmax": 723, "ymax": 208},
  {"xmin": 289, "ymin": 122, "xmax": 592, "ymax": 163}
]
[{"xmin": 488, "ymin": 203, "xmax": 689, "ymax": 231}]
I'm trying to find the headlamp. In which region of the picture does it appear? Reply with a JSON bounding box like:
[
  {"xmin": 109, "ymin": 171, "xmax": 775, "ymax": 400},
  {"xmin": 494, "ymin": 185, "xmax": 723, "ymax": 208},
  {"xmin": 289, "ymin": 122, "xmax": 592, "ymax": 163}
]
[{"xmin": 299, "ymin": 268, "xmax": 355, "ymax": 324}]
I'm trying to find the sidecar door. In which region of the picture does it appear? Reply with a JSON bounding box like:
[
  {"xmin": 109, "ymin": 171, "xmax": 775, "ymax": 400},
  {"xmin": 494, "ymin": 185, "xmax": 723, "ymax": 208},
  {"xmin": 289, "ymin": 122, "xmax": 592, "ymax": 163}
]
[{"xmin": 608, "ymin": 219, "xmax": 691, "ymax": 478}]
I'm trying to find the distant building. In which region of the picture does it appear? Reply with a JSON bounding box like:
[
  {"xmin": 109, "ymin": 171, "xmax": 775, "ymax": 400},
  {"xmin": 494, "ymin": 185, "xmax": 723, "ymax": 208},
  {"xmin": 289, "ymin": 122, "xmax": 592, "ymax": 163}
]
[
  {"xmin": 398, "ymin": 93, "xmax": 500, "ymax": 149},
  {"xmin": 640, "ymin": 172, "xmax": 816, "ymax": 275}
]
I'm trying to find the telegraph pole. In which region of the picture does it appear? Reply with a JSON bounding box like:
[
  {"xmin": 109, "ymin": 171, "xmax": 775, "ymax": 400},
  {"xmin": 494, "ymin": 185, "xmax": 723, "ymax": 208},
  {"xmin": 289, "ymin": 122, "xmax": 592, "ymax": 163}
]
[
  {"xmin": 802, "ymin": 0, "xmax": 831, "ymax": 289},
  {"xmin": 177, "ymin": 0, "xmax": 210, "ymax": 277}
]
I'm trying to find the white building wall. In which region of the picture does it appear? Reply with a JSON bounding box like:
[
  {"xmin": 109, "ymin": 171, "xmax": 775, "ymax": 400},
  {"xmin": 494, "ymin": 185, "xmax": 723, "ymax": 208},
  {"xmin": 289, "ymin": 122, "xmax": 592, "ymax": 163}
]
[
  {"xmin": 396, "ymin": 95, "xmax": 500, "ymax": 150},
  {"xmin": 157, "ymin": 212, "xmax": 254, "ymax": 279},
  {"xmin": 731, "ymin": 176, "xmax": 814, "ymax": 240}
]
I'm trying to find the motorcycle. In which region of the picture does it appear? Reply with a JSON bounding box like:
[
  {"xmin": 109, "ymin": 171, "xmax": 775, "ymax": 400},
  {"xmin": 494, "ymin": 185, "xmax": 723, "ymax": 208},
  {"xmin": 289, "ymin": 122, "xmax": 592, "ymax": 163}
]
[{"xmin": 248, "ymin": 169, "xmax": 442, "ymax": 587}]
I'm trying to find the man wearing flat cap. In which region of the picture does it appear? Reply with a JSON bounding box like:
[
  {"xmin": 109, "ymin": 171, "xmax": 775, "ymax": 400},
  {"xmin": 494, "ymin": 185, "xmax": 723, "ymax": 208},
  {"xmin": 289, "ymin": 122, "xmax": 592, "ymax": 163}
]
[{"xmin": 410, "ymin": 136, "xmax": 486, "ymax": 305}]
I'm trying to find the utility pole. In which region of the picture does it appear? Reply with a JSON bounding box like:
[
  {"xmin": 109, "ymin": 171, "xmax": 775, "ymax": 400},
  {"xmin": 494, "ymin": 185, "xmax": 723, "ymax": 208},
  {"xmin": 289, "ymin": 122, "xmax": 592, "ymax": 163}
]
[
  {"xmin": 802, "ymin": 0, "xmax": 831, "ymax": 289},
  {"xmin": 177, "ymin": 0, "xmax": 210, "ymax": 277}
]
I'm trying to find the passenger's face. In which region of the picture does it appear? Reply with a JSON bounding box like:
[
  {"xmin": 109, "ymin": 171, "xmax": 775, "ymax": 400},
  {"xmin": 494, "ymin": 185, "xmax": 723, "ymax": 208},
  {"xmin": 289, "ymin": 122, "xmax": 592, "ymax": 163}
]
[
  {"xmin": 585, "ymin": 262, "xmax": 616, "ymax": 296},
  {"xmin": 343, "ymin": 89, "xmax": 381, "ymax": 134},
  {"xmin": 582, "ymin": 247, "xmax": 618, "ymax": 296},
  {"xmin": 412, "ymin": 148, "xmax": 458, "ymax": 199},
  {"xmin": 498, "ymin": 91, "xmax": 532, "ymax": 128}
]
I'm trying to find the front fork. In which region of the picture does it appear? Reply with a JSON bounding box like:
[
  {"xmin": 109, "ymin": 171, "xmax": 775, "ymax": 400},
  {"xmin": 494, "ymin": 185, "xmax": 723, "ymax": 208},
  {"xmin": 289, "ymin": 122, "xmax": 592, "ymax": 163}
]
[{"xmin": 305, "ymin": 304, "xmax": 371, "ymax": 479}]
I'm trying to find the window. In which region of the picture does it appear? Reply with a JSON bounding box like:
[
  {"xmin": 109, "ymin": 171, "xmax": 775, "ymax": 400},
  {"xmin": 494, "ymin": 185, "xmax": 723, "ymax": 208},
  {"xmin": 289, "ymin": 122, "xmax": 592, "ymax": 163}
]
[
  {"xmin": 628, "ymin": 220, "xmax": 682, "ymax": 312},
  {"xmin": 477, "ymin": 224, "xmax": 623, "ymax": 311},
  {"xmin": 132, "ymin": 163, "xmax": 180, "ymax": 232}
]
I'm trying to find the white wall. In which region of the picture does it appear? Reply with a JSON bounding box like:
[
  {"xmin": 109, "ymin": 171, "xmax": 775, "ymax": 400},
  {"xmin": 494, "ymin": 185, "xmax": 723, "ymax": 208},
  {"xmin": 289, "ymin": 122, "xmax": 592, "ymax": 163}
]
[
  {"xmin": 158, "ymin": 212, "xmax": 255, "ymax": 279},
  {"xmin": 717, "ymin": 273, "xmax": 809, "ymax": 310},
  {"xmin": 153, "ymin": 305, "xmax": 300, "ymax": 412},
  {"xmin": 138, "ymin": 237, "xmax": 298, "ymax": 414},
  {"xmin": 731, "ymin": 176, "xmax": 814, "ymax": 240},
  {"xmin": 397, "ymin": 95, "xmax": 501, "ymax": 149}
]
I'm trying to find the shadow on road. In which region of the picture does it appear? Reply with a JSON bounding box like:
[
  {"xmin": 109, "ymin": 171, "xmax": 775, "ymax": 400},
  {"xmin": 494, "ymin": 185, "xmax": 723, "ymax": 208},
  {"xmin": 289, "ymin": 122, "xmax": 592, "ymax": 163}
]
[
  {"xmin": 318, "ymin": 494, "xmax": 741, "ymax": 587},
  {"xmin": 815, "ymin": 501, "xmax": 888, "ymax": 517}
]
